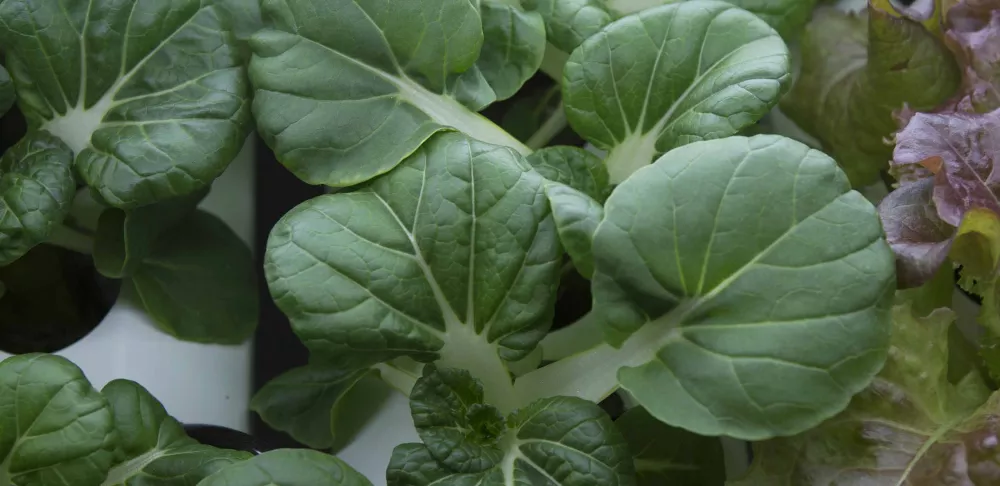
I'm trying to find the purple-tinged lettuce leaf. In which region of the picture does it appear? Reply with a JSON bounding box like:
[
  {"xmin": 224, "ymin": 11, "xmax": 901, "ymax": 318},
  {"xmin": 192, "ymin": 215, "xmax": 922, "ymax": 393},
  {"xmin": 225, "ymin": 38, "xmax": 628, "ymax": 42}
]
[
  {"xmin": 944, "ymin": 0, "xmax": 1000, "ymax": 111},
  {"xmin": 780, "ymin": 3, "xmax": 961, "ymax": 186},
  {"xmin": 730, "ymin": 301, "xmax": 1000, "ymax": 486},
  {"xmin": 892, "ymin": 109, "xmax": 1000, "ymax": 227},
  {"xmin": 878, "ymin": 178, "xmax": 955, "ymax": 286},
  {"xmin": 880, "ymin": 108, "xmax": 1000, "ymax": 288}
]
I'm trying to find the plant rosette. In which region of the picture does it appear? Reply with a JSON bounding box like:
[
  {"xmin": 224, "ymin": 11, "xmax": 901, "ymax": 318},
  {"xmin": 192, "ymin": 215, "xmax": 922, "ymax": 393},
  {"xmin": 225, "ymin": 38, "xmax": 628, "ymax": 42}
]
[{"xmin": 0, "ymin": 0, "xmax": 262, "ymax": 425}]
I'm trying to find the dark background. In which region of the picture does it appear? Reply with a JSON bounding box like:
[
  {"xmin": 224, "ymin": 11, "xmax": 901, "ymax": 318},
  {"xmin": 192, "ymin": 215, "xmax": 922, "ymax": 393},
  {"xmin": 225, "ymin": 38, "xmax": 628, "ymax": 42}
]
[{"xmin": 250, "ymin": 135, "xmax": 318, "ymax": 447}]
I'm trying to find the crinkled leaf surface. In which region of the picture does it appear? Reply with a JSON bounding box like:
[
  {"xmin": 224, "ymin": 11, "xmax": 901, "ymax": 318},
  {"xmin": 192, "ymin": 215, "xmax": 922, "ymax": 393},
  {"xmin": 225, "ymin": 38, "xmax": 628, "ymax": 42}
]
[
  {"xmin": 878, "ymin": 178, "xmax": 956, "ymax": 286},
  {"xmin": 0, "ymin": 64, "xmax": 14, "ymax": 117},
  {"xmin": 196, "ymin": 449, "xmax": 372, "ymax": 486},
  {"xmin": 526, "ymin": 146, "xmax": 611, "ymax": 202},
  {"xmin": 250, "ymin": 0, "xmax": 528, "ymax": 188},
  {"xmin": 562, "ymin": 1, "xmax": 790, "ymax": 183},
  {"xmin": 517, "ymin": 135, "xmax": 896, "ymax": 440},
  {"xmin": 409, "ymin": 366, "xmax": 506, "ymax": 473},
  {"xmin": 893, "ymin": 108, "xmax": 1000, "ymax": 228},
  {"xmin": 93, "ymin": 188, "xmax": 208, "ymax": 279},
  {"xmin": 545, "ymin": 183, "xmax": 604, "ymax": 278},
  {"xmin": 730, "ymin": 302, "xmax": 1000, "ymax": 485},
  {"xmin": 616, "ymin": 406, "xmax": 726, "ymax": 486},
  {"xmin": 129, "ymin": 210, "xmax": 258, "ymax": 344},
  {"xmin": 264, "ymin": 132, "xmax": 561, "ymax": 411},
  {"xmin": 523, "ymin": 0, "xmax": 614, "ymax": 52},
  {"xmin": 0, "ymin": 354, "xmax": 115, "ymax": 486},
  {"xmin": 880, "ymin": 108, "xmax": 1000, "ymax": 287},
  {"xmin": 602, "ymin": 0, "xmax": 818, "ymax": 39},
  {"xmin": 0, "ymin": 0, "xmax": 251, "ymax": 208},
  {"xmin": 250, "ymin": 363, "xmax": 374, "ymax": 450},
  {"xmin": 0, "ymin": 131, "xmax": 76, "ymax": 266},
  {"xmin": 781, "ymin": 5, "xmax": 960, "ymax": 186},
  {"xmin": 101, "ymin": 379, "xmax": 250, "ymax": 486},
  {"xmin": 389, "ymin": 366, "xmax": 636, "ymax": 486}
]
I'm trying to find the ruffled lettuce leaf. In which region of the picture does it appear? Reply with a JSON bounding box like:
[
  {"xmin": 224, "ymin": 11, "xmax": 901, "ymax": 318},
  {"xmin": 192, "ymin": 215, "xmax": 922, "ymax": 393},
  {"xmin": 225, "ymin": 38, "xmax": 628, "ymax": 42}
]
[
  {"xmin": 943, "ymin": 0, "xmax": 1000, "ymax": 112},
  {"xmin": 781, "ymin": 2, "xmax": 961, "ymax": 186},
  {"xmin": 731, "ymin": 301, "xmax": 1000, "ymax": 485}
]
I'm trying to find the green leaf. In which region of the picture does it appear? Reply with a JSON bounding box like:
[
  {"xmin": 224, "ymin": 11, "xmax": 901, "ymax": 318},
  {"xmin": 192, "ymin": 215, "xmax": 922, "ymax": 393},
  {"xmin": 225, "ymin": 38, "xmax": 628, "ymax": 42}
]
[
  {"xmin": 523, "ymin": 0, "xmax": 614, "ymax": 52},
  {"xmin": 0, "ymin": 64, "xmax": 14, "ymax": 117},
  {"xmin": 264, "ymin": 132, "xmax": 561, "ymax": 411},
  {"xmin": 250, "ymin": 363, "xmax": 375, "ymax": 450},
  {"xmin": 515, "ymin": 135, "xmax": 896, "ymax": 440},
  {"xmin": 0, "ymin": 0, "xmax": 251, "ymax": 208},
  {"xmin": 616, "ymin": 407, "xmax": 725, "ymax": 486},
  {"xmin": 215, "ymin": 0, "xmax": 264, "ymax": 41},
  {"xmin": 93, "ymin": 188, "xmax": 209, "ymax": 279},
  {"xmin": 129, "ymin": 210, "xmax": 258, "ymax": 344},
  {"xmin": 250, "ymin": 0, "xmax": 528, "ymax": 188},
  {"xmin": 562, "ymin": 1, "xmax": 790, "ymax": 183},
  {"xmin": 780, "ymin": 5, "xmax": 961, "ymax": 186},
  {"xmin": 389, "ymin": 384, "xmax": 636, "ymax": 486},
  {"xmin": 196, "ymin": 449, "xmax": 373, "ymax": 486},
  {"xmin": 410, "ymin": 366, "xmax": 506, "ymax": 473},
  {"xmin": 478, "ymin": 2, "xmax": 547, "ymax": 101},
  {"xmin": 730, "ymin": 301, "xmax": 1000, "ymax": 485},
  {"xmin": 526, "ymin": 146, "xmax": 611, "ymax": 202},
  {"xmin": 0, "ymin": 354, "xmax": 115, "ymax": 486},
  {"xmin": 101, "ymin": 380, "xmax": 250, "ymax": 486},
  {"xmin": 602, "ymin": 0, "xmax": 818, "ymax": 39},
  {"xmin": 545, "ymin": 183, "xmax": 604, "ymax": 279},
  {"xmin": 0, "ymin": 131, "xmax": 76, "ymax": 266}
]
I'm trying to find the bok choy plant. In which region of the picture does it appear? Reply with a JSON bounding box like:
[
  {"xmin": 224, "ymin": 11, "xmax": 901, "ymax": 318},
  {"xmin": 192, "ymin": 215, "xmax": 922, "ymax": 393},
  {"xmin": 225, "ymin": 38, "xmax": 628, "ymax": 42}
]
[
  {"xmin": 0, "ymin": 353, "xmax": 373, "ymax": 486},
  {"xmin": 6, "ymin": 0, "xmax": 1000, "ymax": 484},
  {"xmin": 245, "ymin": 0, "xmax": 931, "ymax": 483},
  {"xmin": 0, "ymin": 0, "xmax": 259, "ymax": 345}
]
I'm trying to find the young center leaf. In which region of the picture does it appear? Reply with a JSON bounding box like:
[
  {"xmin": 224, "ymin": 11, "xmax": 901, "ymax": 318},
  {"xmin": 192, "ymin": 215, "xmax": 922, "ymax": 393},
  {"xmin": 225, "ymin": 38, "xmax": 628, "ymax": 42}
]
[
  {"xmin": 101, "ymin": 380, "xmax": 251, "ymax": 485},
  {"xmin": 250, "ymin": 0, "xmax": 530, "ymax": 189},
  {"xmin": 264, "ymin": 132, "xmax": 561, "ymax": 410},
  {"xmin": 196, "ymin": 449, "xmax": 373, "ymax": 486},
  {"xmin": 731, "ymin": 302, "xmax": 1000, "ymax": 485},
  {"xmin": 387, "ymin": 366, "xmax": 636, "ymax": 486},
  {"xmin": 780, "ymin": 4, "xmax": 960, "ymax": 186},
  {"xmin": 562, "ymin": 1, "xmax": 790, "ymax": 183},
  {"xmin": 0, "ymin": 354, "xmax": 116, "ymax": 486},
  {"xmin": 515, "ymin": 135, "xmax": 896, "ymax": 440},
  {"xmin": 0, "ymin": 0, "xmax": 252, "ymax": 208},
  {"xmin": 0, "ymin": 132, "xmax": 76, "ymax": 266}
]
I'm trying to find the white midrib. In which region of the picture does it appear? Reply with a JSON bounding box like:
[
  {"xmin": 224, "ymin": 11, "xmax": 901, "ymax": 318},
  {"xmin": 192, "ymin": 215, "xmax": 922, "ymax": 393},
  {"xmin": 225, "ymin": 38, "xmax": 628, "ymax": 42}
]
[
  {"xmin": 513, "ymin": 193, "xmax": 837, "ymax": 403},
  {"xmin": 303, "ymin": 36, "xmax": 530, "ymax": 156},
  {"xmin": 100, "ymin": 448, "xmax": 166, "ymax": 486},
  {"xmin": 372, "ymin": 194, "xmax": 519, "ymax": 414},
  {"xmin": 605, "ymin": 37, "xmax": 776, "ymax": 184},
  {"xmin": 41, "ymin": 4, "xmax": 202, "ymax": 155}
]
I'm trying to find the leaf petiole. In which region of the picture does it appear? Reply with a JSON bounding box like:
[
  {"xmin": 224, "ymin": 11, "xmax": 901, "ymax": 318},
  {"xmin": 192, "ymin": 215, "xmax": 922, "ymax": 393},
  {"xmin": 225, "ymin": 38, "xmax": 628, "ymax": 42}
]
[{"xmin": 46, "ymin": 224, "xmax": 95, "ymax": 255}]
